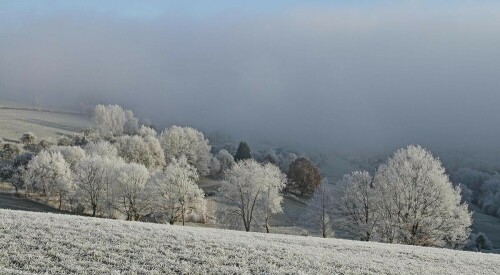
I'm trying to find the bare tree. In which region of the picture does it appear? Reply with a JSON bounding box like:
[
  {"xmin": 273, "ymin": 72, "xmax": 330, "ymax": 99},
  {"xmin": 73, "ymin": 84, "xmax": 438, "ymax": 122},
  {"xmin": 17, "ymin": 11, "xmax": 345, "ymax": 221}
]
[
  {"xmin": 334, "ymin": 171, "xmax": 378, "ymax": 241},
  {"xmin": 306, "ymin": 181, "xmax": 335, "ymax": 238}
]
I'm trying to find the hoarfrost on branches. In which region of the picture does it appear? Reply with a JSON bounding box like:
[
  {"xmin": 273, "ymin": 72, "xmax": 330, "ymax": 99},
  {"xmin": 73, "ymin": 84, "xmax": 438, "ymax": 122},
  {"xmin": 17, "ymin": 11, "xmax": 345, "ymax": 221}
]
[
  {"xmin": 159, "ymin": 126, "xmax": 211, "ymax": 176},
  {"xmin": 374, "ymin": 145, "xmax": 472, "ymax": 248},
  {"xmin": 146, "ymin": 156, "xmax": 206, "ymax": 225},
  {"xmin": 306, "ymin": 181, "xmax": 335, "ymax": 238},
  {"xmin": 333, "ymin": 171, "xmax": 378, "ymax": 241},
  {"xmin": 221, "ymin": 159, "xmax": 286, "ymax": 232},
  {"xmin": 25, "ymin": 150, "xmax": 72, "ymax": 209}
]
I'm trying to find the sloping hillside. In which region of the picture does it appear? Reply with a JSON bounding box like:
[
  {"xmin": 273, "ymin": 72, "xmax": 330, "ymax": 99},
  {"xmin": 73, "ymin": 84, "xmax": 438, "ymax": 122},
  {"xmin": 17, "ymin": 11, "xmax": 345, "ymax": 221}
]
[
  {"xmin": 0, "ymin": 106, "xmax": 90, "ymax": 142},
  {"xmin": 0, "ymin": 210, "xmax": 499, "ymax": 274}
]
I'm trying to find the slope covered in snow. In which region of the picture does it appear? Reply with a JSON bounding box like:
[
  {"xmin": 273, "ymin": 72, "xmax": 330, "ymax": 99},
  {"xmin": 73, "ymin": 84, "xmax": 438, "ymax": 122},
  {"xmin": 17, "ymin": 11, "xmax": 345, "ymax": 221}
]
[{"xmin": 0, "ymin": 210, "xmax": 499, "ymax": 274}]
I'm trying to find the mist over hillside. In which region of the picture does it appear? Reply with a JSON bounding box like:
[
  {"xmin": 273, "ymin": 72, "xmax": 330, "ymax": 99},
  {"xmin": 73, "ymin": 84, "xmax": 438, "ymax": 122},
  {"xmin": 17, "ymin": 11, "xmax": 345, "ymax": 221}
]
[{"xmin": 2, "ymin": 1, "xmax": 500, "ymax": 157}]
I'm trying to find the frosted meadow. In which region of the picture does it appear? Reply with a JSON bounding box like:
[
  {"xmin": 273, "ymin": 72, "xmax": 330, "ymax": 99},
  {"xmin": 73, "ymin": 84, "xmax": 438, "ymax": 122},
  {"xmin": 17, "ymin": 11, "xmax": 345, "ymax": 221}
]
[{"xmin": 1, "ymin": 209, "xmax": 499, "ymax": 274}]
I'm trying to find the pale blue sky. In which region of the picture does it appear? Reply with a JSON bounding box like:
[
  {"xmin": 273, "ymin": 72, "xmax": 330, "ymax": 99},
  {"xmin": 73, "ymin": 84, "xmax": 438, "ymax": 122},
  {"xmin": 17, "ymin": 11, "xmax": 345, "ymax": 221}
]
[
  {"xmin": 2, "ymin": 1, "xmax": 372, "ymax": 15},
  {"xmin": 0, "ymin": 0, "xmax": 487, "ymax": 19}
]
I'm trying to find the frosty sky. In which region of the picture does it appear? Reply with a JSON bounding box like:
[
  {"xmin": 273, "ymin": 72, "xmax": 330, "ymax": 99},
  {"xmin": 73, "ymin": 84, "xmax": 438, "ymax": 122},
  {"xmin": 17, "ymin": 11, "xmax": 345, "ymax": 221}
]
[{"xmin": 1, "ymin": 1, "xmax": 500, "ymax": 154}]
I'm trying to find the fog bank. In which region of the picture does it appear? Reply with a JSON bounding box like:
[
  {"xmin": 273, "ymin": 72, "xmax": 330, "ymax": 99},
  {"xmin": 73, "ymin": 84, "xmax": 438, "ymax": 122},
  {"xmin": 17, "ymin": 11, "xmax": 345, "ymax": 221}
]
[{"xmin": 1, "ymin": 2, "xmax": 500, "ymax": 155}]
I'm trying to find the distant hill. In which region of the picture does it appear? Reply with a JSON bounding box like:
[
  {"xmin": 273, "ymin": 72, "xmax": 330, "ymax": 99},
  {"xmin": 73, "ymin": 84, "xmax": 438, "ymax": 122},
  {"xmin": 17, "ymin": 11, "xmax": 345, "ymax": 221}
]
[{"xmin": 0, "ymin": 103, "xmax": 90, "ymax": 142}]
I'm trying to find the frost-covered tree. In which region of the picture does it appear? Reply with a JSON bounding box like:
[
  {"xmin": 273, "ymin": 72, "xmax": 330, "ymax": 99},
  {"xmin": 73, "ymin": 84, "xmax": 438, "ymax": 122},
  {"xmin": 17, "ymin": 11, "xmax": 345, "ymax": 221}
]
[
  {"xmin": 73, "ymin": 155, "xmax": 118, "ymax": 216},
  {"xmin": 306, "ymin": 181, "xmax": 335, "ymax": 238},
  {"xmin": 115, "ymin": 135, "xmax": 165, "ymax": 171},
  {"xmin": 217, "ymin": 149, "xmax": 235, "ymax": 172},
  {"xmin": 253, "ymin": 149, "xmax": 298, "ymax": 172},
  {"xmin": 38, "ymin": 138, "xmax": 55, "ymax": 150},
  {"xmin": 113, "ymin": 162, "xmax": 150, "ymax": 220},
  {"xmin": 458, "ymin": 183, "xmax": 473, "ymax": 203},
  {"xmin": 146, "ymin": 157, "xmax": 205, "ymax": 225},
  {"xmin": 374, "ymin": 145, "xmax": 472, "ymax": 248},
  {"xmin": 123, "ymin": 109, "xmax": 139, "ymax": 135},
  {"xmin": 84, "ymin": 141, "xmax": 118, "ymax": 159},
  {"xmin": 57, "ymin": 135, "xmax": 72, "ymax": 146},
  {"xmin": 450, "ymin": 167, "xmax": 490, "ymax": 204},
  {"xmin": 209, "ymin": 150, "xmax": 236, "ymax": 178},
  {"xmin": 144, "ymin": 136, "xmax": 166, "ymax": 170},
  {"xmin": 73, "ymin": 132, "xmax": 89, "ymax": 146},
  {"xmin": 0, "ymin": 153, "xmax": 33, "ymax": 193},
  {"xmin": 20, "ymin": 132, "xmax": 36, "ymax": 145},
  {"xmin": 159, "ymin": 126, "xmax": 211, "ymax": 176},
  {"xmin": 260, "ymin": 164, "xmax": 286, "ymax": 233},
  {"xmin": 25, "ymin": 151, "xmax": 72, "ymax": 209},
  {"xmin": 234, "ymin": 141, "xmax": 251, "ymax": 162},
  {"xmin": 138, "ymin": 125, "xmax": 157, "ymax": 137},
  {"xmin": 334, "ymin": 171, "xmax": 378, "ymax": 241},
  {"xmin": 279, "ymin": 152, "xmax": 298, "ymax": 173},
  {"xmin": 287, "ymin": 157, "xmax": 322, "ymax": 196},
  {"xmin": 477, "ymin": 175, "xmax": 500, "ymax": 217},
  {"xmin": 208, "ymin": 157, "xmax": 221, "ymax": 178},
  {"xmin": 93, "ymin": 104, "xmax": 139, "ymax": 138},
  {"xmin": 1, "ymin": 143, "xmax": 21, "ymax": 160},
  {"xmin": 49, "ymin": 146, "xmax": 86, "ymax": 168},
  {"xmin": 222, "ymin": 159, "xmax": 286, "ymax": 232}
]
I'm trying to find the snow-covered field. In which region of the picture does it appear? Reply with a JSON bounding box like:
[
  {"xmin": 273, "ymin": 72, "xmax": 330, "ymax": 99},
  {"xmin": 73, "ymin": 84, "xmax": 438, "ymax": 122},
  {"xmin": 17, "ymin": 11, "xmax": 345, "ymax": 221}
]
[
  {"xmin": 1, "ymin": 210, "xmax": 499, "ymax": 274},
  {"xmin": 0, "ymin": 107, "xmax": 90, "ymax": 142}
]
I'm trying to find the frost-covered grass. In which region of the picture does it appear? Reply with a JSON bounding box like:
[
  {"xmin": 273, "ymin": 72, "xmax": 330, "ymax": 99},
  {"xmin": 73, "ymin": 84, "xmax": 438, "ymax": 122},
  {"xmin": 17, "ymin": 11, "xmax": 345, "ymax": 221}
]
[
  {"xmin": 0, "ymin": 108, "xmax": 90, "ymax": 142},
  {"xmin": 1, "ymin": 210, "xmax": 499, "ymax": 274}
]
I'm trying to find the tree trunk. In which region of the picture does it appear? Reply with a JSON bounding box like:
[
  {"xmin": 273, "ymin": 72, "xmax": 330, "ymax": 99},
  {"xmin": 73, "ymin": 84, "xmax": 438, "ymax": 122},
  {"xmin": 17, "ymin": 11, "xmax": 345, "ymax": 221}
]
[
  {"xmin": 92, "ymin": 205, "xmax": 97, "ymax": 217},
  {"xmin": 58, "ymin": 193, "xmax": 63, "ymax": 210},
  {"xmin": 182, "ymin": 205, "xmax": 185, "ymax": 226}
]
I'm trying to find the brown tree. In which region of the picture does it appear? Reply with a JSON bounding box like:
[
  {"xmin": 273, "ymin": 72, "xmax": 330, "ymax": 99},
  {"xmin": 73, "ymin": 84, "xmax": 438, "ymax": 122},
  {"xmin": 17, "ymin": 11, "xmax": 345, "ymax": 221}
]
[{"xmin": 287, "ymin": 157, "xmax": 322, "ymax": 196}]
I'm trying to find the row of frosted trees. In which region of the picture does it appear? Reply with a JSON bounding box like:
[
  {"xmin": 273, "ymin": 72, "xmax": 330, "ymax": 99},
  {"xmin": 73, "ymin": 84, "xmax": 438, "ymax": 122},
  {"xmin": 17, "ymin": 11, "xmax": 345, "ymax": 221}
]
[
  {"xmin": 0, "ymin": 104, "xmax": 473, "ymax": 249},
  {"xmin": 0, "ymin": 105, "xmax": 289, "ymax": 230}
]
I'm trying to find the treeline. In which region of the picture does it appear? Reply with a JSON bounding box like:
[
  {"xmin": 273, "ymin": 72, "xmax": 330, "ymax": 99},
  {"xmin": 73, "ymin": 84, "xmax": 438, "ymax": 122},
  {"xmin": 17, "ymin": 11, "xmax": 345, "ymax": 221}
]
[
  {"xmin": 0, "ymin": 104, "xmax": 476, "ymax": 250},
  {"xmin": 450, "ymin": 167, "xmax": 500, "ymax": 218}
]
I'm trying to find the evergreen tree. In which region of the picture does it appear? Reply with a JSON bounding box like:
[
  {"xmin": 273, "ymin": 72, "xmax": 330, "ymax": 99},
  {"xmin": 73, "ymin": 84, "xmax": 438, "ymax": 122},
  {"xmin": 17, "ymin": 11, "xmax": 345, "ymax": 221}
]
[
  {"xmin": 234, "ymin": 141, "xmax": 251, "ymax": 162},
  {"xmin": 475, "ymin": 233, "xmax": 493, "ymax": 252}
]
